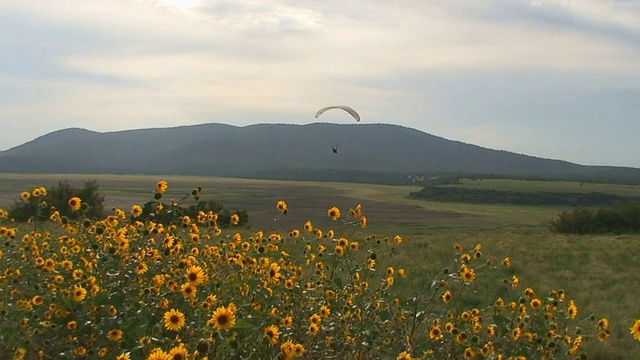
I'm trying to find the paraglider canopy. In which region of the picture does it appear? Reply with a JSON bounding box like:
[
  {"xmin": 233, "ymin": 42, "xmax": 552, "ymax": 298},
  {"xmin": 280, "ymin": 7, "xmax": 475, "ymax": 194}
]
[{"xmin": 315, "ymin": 105, "xmax": 360, "ymax": 122}]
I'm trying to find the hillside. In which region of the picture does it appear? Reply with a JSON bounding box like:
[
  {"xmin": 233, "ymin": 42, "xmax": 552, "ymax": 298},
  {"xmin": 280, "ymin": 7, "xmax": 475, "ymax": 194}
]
[{"xmin": 1, "ymin": 123, "xmax": 639, "ymax": 184}]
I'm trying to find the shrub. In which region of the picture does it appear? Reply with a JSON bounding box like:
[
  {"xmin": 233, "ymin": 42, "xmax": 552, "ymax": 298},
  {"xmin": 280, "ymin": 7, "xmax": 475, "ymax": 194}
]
[
  {"xmin": 7, "ymin": 180, "xmax": 105, "ymax": 223},
  {"xmin": 550, "ymin": 202, "xmax": 640, "ymax": 234}
]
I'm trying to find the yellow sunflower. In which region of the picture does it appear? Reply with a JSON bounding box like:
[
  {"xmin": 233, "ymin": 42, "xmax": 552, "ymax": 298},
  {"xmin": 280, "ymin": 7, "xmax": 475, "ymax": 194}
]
[
  {"xmin": 460, "ymin": 266, "xmax": 475, "ymax": 283},
  {"xmin": 115, "ymin": 353, "xmax": 130, "ymax": 360},
  {"xmin": 163, "ymin": 309, "xmax": 185, "ymax": 332},
  {"xmin": 131, "ymin": 204, "xmax": 143, "ymax": 218},
  {"xmin": 276, "ymin": 200, "xmax": 288, "ymax": 214},
  {"xmin": 185, "ymin": 265, "xmax": 207, "ymax": 285},
  {"xmin": 68, "ymin": 197, "xmax": 81, "ymax": 211},
  {"xmin": 180, "ymin": 283, "xmax": 197, "ymax": 298},
  {"xmin": 156, "ymin": 180, "xmax": 168, "ymax": 193},
  {"xmin": 107, "ymin": 329, "xmax": 123, "ymax": 341},
  {"xmin": 567, "ymin": 300, "xmax": 578, "ymax": 319},
  {"xmin": 72, "ymin": 286, "xmax": 87, "ymax": 302},
  {"xmin": 168, "ymin": 343, "xmax": 188, "ymax": 360},
  {"xmin": 210, "ymin": 306, "xmax": 236, "ymax": 331},
  {"xmin": 429, "ymin": 326, "xmax": 443, "ymax": 340},
  {"xmin": 146, "ymin": 348, "xmax": 170, "ymax": 360},
  {"xmin": 442, "ymin": 290, "xmax": 452, "ymax": 304},
  {"xmin": 327, "ymin": 206, "xmax": 340, "ymax": 220},
  {"xmin": 264, "ymin": 325, "xmax": 280, "ymax": 346},
  {"xmin": 629, "ymin": 319, "xmax": 640, "ymax": 341}
]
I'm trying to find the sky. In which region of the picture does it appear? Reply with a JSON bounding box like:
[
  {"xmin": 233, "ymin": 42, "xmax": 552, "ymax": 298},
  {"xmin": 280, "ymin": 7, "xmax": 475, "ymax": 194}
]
[{"xmin": 1, "ymin": 0, "xmax": 639, "ymax": 168}]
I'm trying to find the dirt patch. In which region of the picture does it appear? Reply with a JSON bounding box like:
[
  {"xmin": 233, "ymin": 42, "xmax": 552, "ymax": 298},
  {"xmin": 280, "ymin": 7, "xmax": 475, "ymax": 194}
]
[{"xmin": 0, "ymin": 175, "xmax": 460, "ymax": 229}]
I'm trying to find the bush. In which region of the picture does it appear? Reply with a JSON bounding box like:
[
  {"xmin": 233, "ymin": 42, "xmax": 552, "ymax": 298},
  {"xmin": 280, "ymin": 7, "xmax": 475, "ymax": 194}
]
[
  {"xmin": 8, "ymin": 180, "xmax": 105, "ymax": 222},
  {"xmin": 550, "ymin": 202, "xmax": 640, "ymax": 234},
  {"xmin": 138, "ymin": 199, "xmax": 249, "ymax": 228}
]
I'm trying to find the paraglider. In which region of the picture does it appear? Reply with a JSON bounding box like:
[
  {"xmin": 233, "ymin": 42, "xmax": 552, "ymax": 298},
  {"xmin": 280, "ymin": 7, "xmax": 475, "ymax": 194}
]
[
  {"xmin": 315, "ymin": 105, "xmax": 360, "ymax": 122},
  {"xmin": 332, "ymin": 146, "xmax": 338, "ymax": 154}
]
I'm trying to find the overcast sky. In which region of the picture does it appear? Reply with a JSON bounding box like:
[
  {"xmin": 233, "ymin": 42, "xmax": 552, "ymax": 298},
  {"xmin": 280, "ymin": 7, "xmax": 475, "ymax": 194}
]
[{"xmin": 1, "ymin": 0, "xmax": 639, "ymax": 167}]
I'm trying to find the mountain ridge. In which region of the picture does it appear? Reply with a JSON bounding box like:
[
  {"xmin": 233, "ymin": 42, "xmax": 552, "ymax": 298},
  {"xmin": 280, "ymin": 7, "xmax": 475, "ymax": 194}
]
[{"xmin": 1, "ymin": 122, "xmax": 639, "ymax": 184}]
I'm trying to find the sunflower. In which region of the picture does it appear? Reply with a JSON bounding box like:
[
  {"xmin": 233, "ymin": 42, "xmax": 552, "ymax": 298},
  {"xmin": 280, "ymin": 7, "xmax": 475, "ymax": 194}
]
[
  {"xmin": 460, "ymin": 266, "xmax": 475, "ymax": 283},
  {"xmin": 168, "ymin": 343, "xmax": 188, "ymax": 360},
  {"xmin": 309, "ymin": 313, "xmax": 322, "ymax": 325},
  {"xmin": 442, "ymin": 290, "xmax": 452, "ymax": 304},
  {"xmin": 327, "ymin": 206, "xmax": 340, "ymax": 220},
  {"xmin": 511, "ymin": 275, "xmax": 519, "ymax": 288},
  {"xmin": 524, "ymin": 288, "xmax": 536, "ymax": 298},
  {"xmin": 107, "ymin": 328, "xmax": 123, "ymax": 341},
  {"xmin": 319, "ymin": 305, "xmax": 331, "ymax": 318},
  {"xmin": 276, "ymin": 200, "xmax": 288, "ymax": 214},
  {"xmin": 264, "ymin": 325, "xmax": 280, "ymax": 345},
  {"xmin": 597, "ymin": 330, "xmax": 610, "ymax": 341},
  {"xmin": 598, "ymin": 318, "xmax": 609, "ymax": 330},
  {"xmin": 115, "ymin": 353, "xmax": 131, "ymax": 360},
  {"xmin": 67, "ymin": 321, "xmax": 77, "ymax": 330},
  {"xmin": 282, "ymin": 316, "xmax": 293, "ymax": 328},
  {"xmin": 293, "ymin": 344, "xmax": 305, "ymax": 357},
  {"xmin": 486, "ymin": 325, "xmax": 497, "ymax": 337},
  {"xmin": 304, "ymin": 220, "xmax": 313, "ymax": 232},
  {"xmin": 73, "ymin": 286, "xmax": 87, "ymax": 302},
  {"xmin": 31, "ymin": 295, "xmax": 44, "ymax": 306},
  {"xmin": 163, "ymin": 309, "xmax": 186, "ymax": 332},
  {"xmin": 268, "ymin": 263, "xmax": 282, "ymax": 283},
  {"xmin": 284, "ymin": 278, "xmax": 295, "ymax": 290},
  {"xmin": 156, "ymin": 180, "xmax": 168, "ymax": 193},
  {"xmin": 530, "ymin": 298, "xmax": 542, "ymax": 310},
  {"xmin": 20, "ymin": 191, "xmax": 31, "ymax": 200},
  {"xmin": 230, "ymin": 214, "xmax": 240, "ymax": 225},
  {"xmin": 397, "ymin": 351, "xmax": 412, "ymax": 360},
  {"xmin": 280, "ymin": 341, "xmax": 295, "ymax": 359},
  {"xmin": 629, "ymin": 319, "xmax": 640, "ymax": 340},
  {"xmin": 502, "ymin": 257, "xmax": 511, "ymax": 267},
  {"xmin": 68, "ymin": 197, "xmax": 81, "ymax": 211},
  {"xmin": 98, "ymin": 347, "xmax": 108, "ymax": 357},
  {"xmin": 210, "ymin": 306, "xmax": 236, "ymax": 331},
  {"xmin": 131, "ymin": 205, "xmax": 143, "ymax": 218},
  {"xmin": 185, "ymin": 265, "xmax": 207, "ymax": 285},
  {"xmin": 180, "ymin": 283, "xmax": 197, "ymax": 298},
  {"xmin": 135, "ymin": 262, "xmax": 148, "ymax": 275},
  {"xmin": 359, "ymin": 215, "xmax": 367, "ymax": 228},
  {"xmin": 309, "ymin": 323, "xmax": 320, "ymax": 336},
  {"xmin": 463, "ymin": 348, "xmax": 476, "ymax": 359},
  {"xmin": 567, "ymin": 300, "xmax": 578, "ymax": 319},
  {"xmin": 429, "ymin": 326, "xmax": 443, "ymax": 340},
  {"xmin": 146, "ymin": 348, "xmax": 170, "ymax": 360}
]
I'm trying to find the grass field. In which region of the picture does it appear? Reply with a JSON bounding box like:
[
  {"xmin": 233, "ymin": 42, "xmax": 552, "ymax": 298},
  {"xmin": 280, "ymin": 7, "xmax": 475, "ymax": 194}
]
[{"xmin": 1, "ymin": 173, "xmax": 639, "ymax": 358}]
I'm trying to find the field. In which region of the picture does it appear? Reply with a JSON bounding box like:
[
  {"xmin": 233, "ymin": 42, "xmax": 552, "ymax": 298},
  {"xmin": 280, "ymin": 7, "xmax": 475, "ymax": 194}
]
[{"xmin": 1, "ymin": 173, "xmax": 639, "ymax": 359}]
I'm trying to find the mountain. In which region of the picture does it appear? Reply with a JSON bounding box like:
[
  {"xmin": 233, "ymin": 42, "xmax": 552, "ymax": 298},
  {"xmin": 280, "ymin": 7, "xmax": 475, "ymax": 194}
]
[{"xmin": 1, "ymin": 123, "xmax": 639, "ymax": 184}]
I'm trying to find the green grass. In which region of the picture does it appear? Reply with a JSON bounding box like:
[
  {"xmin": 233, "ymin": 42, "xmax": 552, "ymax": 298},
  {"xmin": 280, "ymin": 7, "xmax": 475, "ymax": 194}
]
[{"xmin": 1, "ymin": 173, "xmax": 639, "ymax": 357}]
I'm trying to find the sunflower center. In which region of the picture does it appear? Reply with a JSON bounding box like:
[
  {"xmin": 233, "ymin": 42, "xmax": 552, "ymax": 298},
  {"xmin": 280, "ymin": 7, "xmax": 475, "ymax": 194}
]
[
  {"xmin": 188, "ymin": 273, "xmax": 198, "ymax": 281},
  {"xmin": 171, "ymin": 315, "xmax": 180, "ymax": 324},
  {"xmin": 217, "ymin": 315, "xmax": 228, "ymax": 325}
]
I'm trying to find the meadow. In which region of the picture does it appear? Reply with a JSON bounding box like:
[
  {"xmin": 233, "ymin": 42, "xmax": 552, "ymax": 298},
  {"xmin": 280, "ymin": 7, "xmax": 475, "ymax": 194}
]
[{"xmin": 0, "ymin": 173, "xmax": 639, "ymax": 359}]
